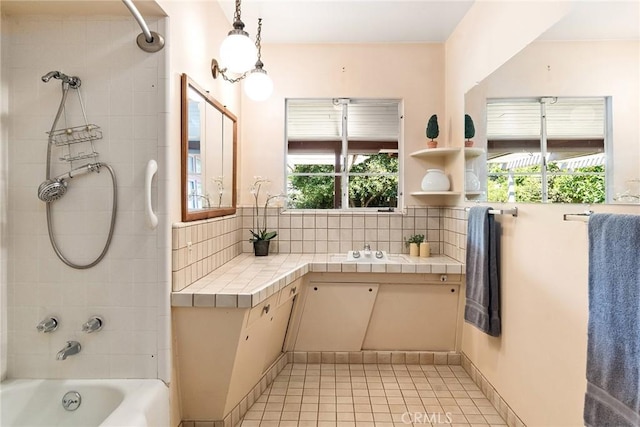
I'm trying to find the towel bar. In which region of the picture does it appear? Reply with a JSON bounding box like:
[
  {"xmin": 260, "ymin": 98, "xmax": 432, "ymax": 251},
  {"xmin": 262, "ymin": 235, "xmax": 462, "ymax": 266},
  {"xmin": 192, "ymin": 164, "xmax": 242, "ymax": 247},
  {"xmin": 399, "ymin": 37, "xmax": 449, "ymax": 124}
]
[
  {"xmin": 465, "ymin": 207, "xmax": 518, "ymax": 217},
  {"xmin": 563, "ymin": 210, "xmax": 593, "ymax": 222}
]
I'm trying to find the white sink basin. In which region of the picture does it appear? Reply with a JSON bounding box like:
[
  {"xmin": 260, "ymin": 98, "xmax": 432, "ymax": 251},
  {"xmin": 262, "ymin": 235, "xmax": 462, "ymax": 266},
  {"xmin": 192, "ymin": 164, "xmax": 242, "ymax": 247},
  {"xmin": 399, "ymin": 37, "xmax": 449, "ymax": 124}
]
[{"xmin": 330, "ymin": 251, "xmax": 403, "ymax": 263}]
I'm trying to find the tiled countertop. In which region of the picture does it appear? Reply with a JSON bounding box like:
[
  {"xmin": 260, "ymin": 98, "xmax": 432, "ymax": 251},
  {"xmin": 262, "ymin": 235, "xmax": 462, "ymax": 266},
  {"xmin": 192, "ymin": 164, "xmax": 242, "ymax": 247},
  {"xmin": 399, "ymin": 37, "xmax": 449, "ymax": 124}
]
[{"xmin": 171, "ymin": 253, "xmax": 464, "ymax": 309}]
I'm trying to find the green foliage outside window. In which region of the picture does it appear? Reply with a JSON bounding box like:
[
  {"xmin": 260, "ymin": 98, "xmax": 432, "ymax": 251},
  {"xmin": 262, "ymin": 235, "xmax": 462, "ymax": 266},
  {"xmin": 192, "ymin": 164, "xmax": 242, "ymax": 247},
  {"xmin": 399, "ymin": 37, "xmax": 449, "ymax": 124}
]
[
  {"xmin": 288, "ymin": 154, "xmax": 398, "ymax": 209},
  {"xmin": 487, "ymin": 164, "xmax": 605, "ymax": 203}
]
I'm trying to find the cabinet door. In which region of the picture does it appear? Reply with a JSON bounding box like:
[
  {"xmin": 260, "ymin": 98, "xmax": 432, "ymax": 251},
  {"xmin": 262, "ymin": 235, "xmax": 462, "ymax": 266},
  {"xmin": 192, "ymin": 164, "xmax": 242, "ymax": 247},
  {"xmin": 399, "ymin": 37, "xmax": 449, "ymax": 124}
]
[
  {"xmin": 263, "ymin": 297, "xmax": 295, "ymax": 371},
  {"xmin": 362, "ymin": 283, "xmax": 460, "ymax": 351},
  {"xmin": 293, "ymin": 282, "xmax": 378, "ymax": 351}
]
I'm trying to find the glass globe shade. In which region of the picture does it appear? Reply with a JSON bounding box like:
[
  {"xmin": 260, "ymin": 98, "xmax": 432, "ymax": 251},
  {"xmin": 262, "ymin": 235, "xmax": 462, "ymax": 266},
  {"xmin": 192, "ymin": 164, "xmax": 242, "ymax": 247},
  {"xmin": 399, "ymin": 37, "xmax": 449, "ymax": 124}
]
[
  {"xmin": 244, "ymin": 69, "xmax": 273, "ymax": 101},
  {"xmin": 219, "ymin": 31, "xmax": 257, "ymax": 74}
]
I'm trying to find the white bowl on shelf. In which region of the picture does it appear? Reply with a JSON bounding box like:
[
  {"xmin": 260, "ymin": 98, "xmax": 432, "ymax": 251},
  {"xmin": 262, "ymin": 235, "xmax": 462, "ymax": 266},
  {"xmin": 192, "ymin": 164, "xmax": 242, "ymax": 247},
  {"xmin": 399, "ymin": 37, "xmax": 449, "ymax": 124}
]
[
  {"xmin": 465, "ymin": 169, "xmax": 481, "ymax": 191},
  {"xmin": 421, "ymin": 169, "xmax": 450, "ymax": 191}
]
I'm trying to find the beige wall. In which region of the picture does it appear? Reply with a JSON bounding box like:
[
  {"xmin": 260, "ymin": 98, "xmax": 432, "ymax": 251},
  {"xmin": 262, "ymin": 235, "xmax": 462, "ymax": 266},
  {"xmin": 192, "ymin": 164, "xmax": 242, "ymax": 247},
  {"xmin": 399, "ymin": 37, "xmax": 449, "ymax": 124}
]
[
  {"xmin": 157, "ymin": 0, "xmax": 241, "ymax": 223},
  {"xmin": 445, "ymin": 3, "xmax": 640, "ymax": 426},
  {"xmin": 0, "ymin": 1, "xmax": 7, "ymax": 381},
  {"xmin": 238, "ymin": 43, "xmax": 445, "ymax": 206},
  {"xmin": 155, "ymin": 1, "xmax": 240, "ymax": 424}
]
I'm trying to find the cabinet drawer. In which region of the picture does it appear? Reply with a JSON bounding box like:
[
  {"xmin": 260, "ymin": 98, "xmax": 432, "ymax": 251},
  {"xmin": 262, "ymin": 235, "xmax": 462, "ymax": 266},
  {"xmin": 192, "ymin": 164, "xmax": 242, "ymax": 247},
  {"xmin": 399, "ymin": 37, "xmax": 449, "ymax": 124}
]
[
  {"xmin": 279, "ymin": 279, "xmax": 301, "ymax": 305},
  {"xmin": 247, "ymin": 293, "xmax": 278, "ymax": 326}
]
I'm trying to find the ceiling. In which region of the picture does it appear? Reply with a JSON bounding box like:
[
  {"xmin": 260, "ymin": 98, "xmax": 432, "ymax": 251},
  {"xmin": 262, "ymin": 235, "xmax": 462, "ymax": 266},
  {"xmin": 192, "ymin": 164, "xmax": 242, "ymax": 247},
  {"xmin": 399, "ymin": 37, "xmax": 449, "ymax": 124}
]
[{"xmin": 219, "ymin": 0, "xmax": 640, "ymax": 44}]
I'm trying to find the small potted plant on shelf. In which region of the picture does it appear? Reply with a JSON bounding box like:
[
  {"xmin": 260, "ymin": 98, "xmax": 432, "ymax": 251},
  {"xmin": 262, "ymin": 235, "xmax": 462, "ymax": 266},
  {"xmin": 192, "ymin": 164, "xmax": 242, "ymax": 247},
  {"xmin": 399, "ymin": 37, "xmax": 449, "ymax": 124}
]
[
  {"xmin": 465, "ymin": 114, "xmax": 476, "ymax": 147},
  {"xmin": 249, "ymin": 177, "xmax": 284, "ymax": 256},
  {"xmin": 426, "ymin": 114, "xmax": 439, "ymax": 148},
  {"xmin": 405, "ymin": 234, "xmax": 424, "ymax": 257}
]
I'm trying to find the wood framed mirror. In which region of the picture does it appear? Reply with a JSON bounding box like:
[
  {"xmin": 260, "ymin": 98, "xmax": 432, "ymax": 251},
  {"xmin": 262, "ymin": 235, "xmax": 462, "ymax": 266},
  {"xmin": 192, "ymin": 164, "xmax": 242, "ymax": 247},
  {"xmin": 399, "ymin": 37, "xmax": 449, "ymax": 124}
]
[{"xmin": 181, "ymin": 74, "xmax": 237, "ymax": 221}]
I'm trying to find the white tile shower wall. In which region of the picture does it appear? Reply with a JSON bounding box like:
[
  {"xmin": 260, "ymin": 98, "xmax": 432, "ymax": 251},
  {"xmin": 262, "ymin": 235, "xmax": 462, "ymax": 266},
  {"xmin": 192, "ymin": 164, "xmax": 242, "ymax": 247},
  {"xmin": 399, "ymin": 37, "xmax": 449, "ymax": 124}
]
[
  {"xmin": 239, "ymin": 206, "xmax": 446, "ymax": 255},
  {"xmin": 5, "ymin": 15, "xmax": 168, "ymax": 379},
  {"xmin": 171, "ymin": 215, "xmax": 243, "ymax": 291}
]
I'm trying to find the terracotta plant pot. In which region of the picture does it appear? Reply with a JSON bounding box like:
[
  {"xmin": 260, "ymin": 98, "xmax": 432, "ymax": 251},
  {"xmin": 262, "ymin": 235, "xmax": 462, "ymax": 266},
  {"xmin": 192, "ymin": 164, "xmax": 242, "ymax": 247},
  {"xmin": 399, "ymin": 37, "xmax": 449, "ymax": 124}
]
[
  {"xmin": 427, "ymin": 140, "xmax": 438, "ymax": 149},
  {"xmin": 465, "ymin": 140, "xmax": 474, "ymax": 147},
  {"xmin": 253, "ymin": 240, "xmax": 271, "ymax": 256}
]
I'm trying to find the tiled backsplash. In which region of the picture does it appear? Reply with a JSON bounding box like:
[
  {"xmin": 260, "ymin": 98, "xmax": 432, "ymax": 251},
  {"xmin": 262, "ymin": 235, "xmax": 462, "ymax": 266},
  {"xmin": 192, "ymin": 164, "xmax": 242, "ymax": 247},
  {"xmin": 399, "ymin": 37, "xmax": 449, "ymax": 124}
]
[
  {"xmin": 171, "ymin": 215, "xmax": 243, "ymax": 291},
  {"xmin": 172, "ymin": 207, "xmax": 467, "ymax": 291},
  {"xmin": 240, "ymin": 206, "xmax": 445, "ymax": 255}
]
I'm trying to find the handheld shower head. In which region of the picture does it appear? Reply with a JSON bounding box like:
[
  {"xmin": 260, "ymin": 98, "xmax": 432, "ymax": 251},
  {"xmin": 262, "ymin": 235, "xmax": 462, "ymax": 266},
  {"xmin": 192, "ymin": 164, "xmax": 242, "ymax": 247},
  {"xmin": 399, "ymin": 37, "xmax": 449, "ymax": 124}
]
[
  {"xmin": 37, "ymin": 163, "xmax": 102, "ymax": 203},
  {"xmin": 38, "ymin": 179, "xmax": 67, "ymax": 202}
]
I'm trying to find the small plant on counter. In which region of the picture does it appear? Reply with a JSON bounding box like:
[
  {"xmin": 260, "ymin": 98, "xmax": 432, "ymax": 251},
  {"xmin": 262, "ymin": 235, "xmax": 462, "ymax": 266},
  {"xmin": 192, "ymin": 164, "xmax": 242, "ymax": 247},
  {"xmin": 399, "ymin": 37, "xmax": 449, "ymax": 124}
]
[{"xmin": 405, "ymin": 234, "xmax": 425, "ymax": 247}]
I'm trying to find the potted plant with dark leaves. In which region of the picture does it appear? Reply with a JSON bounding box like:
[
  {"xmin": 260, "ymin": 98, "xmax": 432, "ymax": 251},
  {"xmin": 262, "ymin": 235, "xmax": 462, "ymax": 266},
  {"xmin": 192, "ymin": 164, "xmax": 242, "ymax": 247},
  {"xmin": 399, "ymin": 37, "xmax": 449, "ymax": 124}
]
[
  {"xmin": 465, "ymin": 114, "xmax": 476, "ymax": 147},
  {"xmin": 426, "ymin": 114, "xmax": 439, "ymax": 148},
  {"xmin": 405, "ymin": 234, "xmax": 424, "ymax": 257},
  {"xmin": 249, "ymin": 177, "xmax": 283, "ymax": 256}
]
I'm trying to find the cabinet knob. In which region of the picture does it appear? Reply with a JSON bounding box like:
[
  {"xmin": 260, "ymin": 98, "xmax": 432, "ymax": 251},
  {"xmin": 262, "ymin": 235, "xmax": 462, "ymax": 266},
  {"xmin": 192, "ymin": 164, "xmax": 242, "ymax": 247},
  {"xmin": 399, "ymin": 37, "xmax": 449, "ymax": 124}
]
[{"xmin": 263, "ymin": 304, "xmax": 271, "ymax": 314}]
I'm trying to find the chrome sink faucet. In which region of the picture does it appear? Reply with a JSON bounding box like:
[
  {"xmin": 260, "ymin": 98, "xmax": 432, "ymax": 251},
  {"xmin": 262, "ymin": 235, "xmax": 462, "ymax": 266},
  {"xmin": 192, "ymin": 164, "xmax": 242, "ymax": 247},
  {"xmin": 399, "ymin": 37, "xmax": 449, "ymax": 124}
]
[
  {"xmin": 56, "ymin": 341, "xmax": 81, "ymax": 360},
  {"xmin": 364, "ymin": 243, "xmax": 371, "ymax": 251}
]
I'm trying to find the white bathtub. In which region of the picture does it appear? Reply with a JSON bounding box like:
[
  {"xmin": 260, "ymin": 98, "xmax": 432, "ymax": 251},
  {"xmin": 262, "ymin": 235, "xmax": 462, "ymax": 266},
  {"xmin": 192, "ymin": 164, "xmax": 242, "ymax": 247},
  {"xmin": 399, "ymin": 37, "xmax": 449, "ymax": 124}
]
[{"xmin": 0, "ymin": 379, "xmax": 169, "ymax": 427}]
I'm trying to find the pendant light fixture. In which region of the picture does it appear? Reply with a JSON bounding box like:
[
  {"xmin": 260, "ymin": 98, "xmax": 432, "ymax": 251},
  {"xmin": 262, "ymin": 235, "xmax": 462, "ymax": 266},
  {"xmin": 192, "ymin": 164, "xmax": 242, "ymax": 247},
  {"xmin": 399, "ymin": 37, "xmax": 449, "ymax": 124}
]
[
  {"xmin": 243, "ymin": 19, "xmax": 273, "ymax": 101},
  {"xmin": 218, "ymin": 0, "xmax": 256, "ymax": 74},
  {"xmin": 212, "ymin": 12, "xmax": 274, "ymax": 101}
]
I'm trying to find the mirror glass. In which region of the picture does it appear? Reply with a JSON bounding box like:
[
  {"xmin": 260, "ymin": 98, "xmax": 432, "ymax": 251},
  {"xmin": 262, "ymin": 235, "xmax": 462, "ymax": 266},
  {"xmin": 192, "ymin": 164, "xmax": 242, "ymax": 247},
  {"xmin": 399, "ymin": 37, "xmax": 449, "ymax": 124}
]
[
  {"xmin": 464, "ymin": 4, "xmax": 640, "ymax": 204},
  {"xmin": 181, "ymin": 74, "xmax": 237, "ymax": 221}
]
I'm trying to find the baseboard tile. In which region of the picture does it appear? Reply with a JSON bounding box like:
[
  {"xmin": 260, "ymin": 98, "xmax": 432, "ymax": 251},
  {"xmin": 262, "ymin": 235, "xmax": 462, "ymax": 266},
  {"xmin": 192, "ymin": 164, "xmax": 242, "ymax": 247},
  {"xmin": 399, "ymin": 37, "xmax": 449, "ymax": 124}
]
[{"xmin": 461, "ymin": 352, "xmax": 526, "ymax": 427}]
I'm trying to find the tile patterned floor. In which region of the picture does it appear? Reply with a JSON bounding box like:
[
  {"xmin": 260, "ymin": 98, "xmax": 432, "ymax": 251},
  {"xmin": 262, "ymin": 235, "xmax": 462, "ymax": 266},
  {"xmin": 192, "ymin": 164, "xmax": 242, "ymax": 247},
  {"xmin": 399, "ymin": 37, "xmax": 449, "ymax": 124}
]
[{"xmin": 240, "ymin": 363, "xmax": 507, "ymax": 427}]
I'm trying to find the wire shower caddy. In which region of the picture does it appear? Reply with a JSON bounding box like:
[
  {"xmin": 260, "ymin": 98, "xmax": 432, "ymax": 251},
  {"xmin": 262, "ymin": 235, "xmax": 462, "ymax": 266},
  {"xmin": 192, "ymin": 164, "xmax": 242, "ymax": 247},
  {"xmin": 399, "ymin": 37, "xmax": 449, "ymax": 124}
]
[{"xmin": 47, "ymin": 88, "xmax": 103, "ymax": 165}]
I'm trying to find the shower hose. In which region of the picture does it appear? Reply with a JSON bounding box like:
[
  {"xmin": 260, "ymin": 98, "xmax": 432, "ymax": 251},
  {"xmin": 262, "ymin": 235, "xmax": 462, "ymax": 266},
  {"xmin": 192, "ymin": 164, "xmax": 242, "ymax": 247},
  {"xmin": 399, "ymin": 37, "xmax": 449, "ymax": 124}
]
[{"xmin": 43, "ymin": 75, "xmax": 117, "ymax": 270}]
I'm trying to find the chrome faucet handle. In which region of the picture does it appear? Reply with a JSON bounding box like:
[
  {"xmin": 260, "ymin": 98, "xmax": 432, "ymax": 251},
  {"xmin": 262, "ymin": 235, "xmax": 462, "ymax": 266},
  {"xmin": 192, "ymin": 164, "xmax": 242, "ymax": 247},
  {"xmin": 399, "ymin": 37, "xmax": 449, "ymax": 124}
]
[
  {"xmin": 375, "ymin": 250, "xmax": 384, "ymax": 259},
  {"xmin": 82, "ymin": 317, "xmax": 103, "ymax": 333},
  {"xmin": 36, "ymin": 317, "xmax": 58, "ymax": 333},
  {"xmin": 352, "ymin": 250, "xmax": 361, "ymax": 259}
]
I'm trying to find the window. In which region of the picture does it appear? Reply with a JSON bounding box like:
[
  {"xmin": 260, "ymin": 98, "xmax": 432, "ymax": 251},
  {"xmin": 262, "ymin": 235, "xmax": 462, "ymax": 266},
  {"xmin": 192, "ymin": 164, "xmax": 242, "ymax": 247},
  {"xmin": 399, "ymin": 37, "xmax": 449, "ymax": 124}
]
[
  {"xmin": 286, "ymin": 99, "xmax": 401, "ymax": 209},
  {"xmin": 486, "ymin": 97, "xmax": 608, "ymax": 203}
]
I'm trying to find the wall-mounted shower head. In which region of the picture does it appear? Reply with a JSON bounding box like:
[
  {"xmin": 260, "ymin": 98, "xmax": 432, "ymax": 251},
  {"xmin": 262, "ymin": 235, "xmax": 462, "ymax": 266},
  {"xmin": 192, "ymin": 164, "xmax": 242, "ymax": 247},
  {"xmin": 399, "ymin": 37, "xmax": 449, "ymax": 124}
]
[
  {"xmin": 41, "ymin": 71, "xmax": 81, "ymax": 88},
  {"xmin": 41, "ymin": 71, "xmax": 61, "ymax": 83}
]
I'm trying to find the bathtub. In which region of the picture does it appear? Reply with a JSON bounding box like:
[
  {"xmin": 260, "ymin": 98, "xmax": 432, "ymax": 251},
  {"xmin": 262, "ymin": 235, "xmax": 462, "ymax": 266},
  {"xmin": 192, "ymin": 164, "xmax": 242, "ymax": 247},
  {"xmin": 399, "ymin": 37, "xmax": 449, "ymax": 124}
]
[{"xmin": 0, "ymin": 379, "xmax": 169, "ymax": 427}]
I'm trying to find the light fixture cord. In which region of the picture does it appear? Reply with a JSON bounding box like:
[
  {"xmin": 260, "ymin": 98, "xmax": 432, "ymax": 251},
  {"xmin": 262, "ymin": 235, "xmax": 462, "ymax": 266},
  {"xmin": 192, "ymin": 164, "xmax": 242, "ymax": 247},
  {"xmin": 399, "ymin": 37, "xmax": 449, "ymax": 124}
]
[
  {"xmin": 255, "ymin": 18, "xmax": 263, "ymax": 68},
  {"xmin": 233, "ymin": 0, "xmax": 245, "ymax": 30}
]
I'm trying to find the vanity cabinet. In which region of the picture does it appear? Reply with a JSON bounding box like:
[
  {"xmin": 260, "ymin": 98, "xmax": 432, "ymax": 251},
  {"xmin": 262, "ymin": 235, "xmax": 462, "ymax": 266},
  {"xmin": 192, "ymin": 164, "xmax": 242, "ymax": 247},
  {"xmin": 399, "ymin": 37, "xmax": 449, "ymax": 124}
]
[
  {"xmin": 174, "ymin": 279, "xmax": 301, "ymax": 421},
  {"xmin": 292, "ymin": 282, "xmax": 379, "ymax": 351},
  {"xmin": 362, "ymin": 283, "xmax": 460, "ymax": 351}
]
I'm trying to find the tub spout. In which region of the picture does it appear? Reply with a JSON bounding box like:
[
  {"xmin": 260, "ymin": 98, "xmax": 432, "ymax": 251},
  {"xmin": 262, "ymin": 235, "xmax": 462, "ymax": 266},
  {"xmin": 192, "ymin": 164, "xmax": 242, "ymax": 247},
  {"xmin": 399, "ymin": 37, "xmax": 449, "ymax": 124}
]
[{"xmin": 56, "ymin": 341, "xmax": 81, "ymax": 360}]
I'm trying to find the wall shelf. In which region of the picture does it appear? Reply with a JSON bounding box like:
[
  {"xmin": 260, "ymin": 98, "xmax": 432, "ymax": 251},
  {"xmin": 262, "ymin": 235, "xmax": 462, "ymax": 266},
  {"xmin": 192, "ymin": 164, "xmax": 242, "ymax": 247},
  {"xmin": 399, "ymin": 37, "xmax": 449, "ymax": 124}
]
[
  {"xmin": 410, "ymin": 148, "xmax": 461, "ymax": 158},
  {"xmin": 410, "ymin": 191, "xmax": 461, "ymax": 196},
  {"xmin": 464, "ymin": 147, "xmax": 485, "ymax": 158}
]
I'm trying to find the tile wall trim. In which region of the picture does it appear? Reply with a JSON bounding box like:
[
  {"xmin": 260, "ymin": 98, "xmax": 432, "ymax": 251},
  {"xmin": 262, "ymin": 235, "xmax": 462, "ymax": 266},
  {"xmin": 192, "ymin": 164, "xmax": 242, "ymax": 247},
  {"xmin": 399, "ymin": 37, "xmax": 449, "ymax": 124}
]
[
  {"xmin": 288, "ymin": 351, "xmax": 461, "ymax": 366},
  {"xmin": 461, "ymin": 352, "xmax": 527, "ymax": 427}
]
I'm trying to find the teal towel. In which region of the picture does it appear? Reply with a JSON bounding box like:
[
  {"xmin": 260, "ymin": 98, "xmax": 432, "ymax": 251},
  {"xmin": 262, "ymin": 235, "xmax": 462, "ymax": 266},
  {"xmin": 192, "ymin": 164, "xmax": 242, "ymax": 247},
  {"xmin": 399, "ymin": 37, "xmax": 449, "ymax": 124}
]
[
  {"xmin": 584, "ymin": 213, "xmax": 640, "ymax": 427},
  {"xmin": 465, "ymin": 206, "xmax": 501, "ymax": 337}
]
